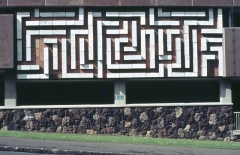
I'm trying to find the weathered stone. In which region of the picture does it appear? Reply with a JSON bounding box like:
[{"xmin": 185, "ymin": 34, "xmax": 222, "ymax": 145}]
[
  {"xmin": 156, "ymin": 117, "xmax": 164, "ymax": 128},
  {"xmin": 62, "ymin": 117, "xmax": 70, "ymax": 126},
  {"xmin": 34, "ymin": 112, "xmax": 42, "ymax": 121},
  {"xmin": 217, "ymin": 137, "xmax": 224, "ymax": 141},
  {"xmin": 209, "ymin": 114, "xmax": 217, "ymax": 125},
  {"xmin": 124, "ymin": 108, "xmax": 131, "ymax": 115},
  {"xmin": 194, "ymin": 113, "xmax": 201, "ymax": 122},
  {"xmin": 93, "ymin": 112, "xmax": 99, "ymax": 121},
  {"xmin": 146, "ymin": 130, "xmax": 151, "ymax": 137},
  {"xmin": 108, "ymin": 117, "xmax": 115, "ymax": 124},
  {"xmin": 229, "ymin": 124, "xmax": 234, "ymax": 130},
  {"xmin": 156, "ymin": 107, "xmax": 163, "ymax": 113},
  {"xmin": 86, "ymin": 129, "xmax": 94, "ymax": 134},
  {"xmin": 129, "ymin": 129, "xmax": 137, "ymax": 136},
  {"xmin": 39, "ymin": 127, "xmax": 46, "ymax": 132},
  {"xmin": 56, "ymin": 126, "xmax": 62, "ymax": 133},
  {"xmin": 199, "ymin": 136, "xmax": 206, "ymax": 140},
  {"xmin": 124, "ymin": 122, "xmax": 131, "ymax": 128},
  {"xmin": 140, "ymin": 112, "xmax": 148, "ymax": 122},
  {"xmin": 184, "ymin": 125, "xmax": 191, "ymax": 132},
  {"xmin": 175, "ymin": 107, "xmax": 183, "ymax": 118},
  {"xmin": 52, "ymin": 115, "xmax": 58, "ymax": 121},
  {"xmin": 224, "ymin": 137, "xmax": 231, "ymax": 142},
  {"xmin": 1, "ymin": 126, "xmax": 8, "ymax": 130},
  {"xmin": 0, "ymin": 111, "xmax": 5, "ymax": 119},
  {"xmin": 219, "ymin": 125, "xmax": 225, "ymax": 132},
  {"xmin": 209, "ymin": 132, "xmax": 217, "ymax": 140}
]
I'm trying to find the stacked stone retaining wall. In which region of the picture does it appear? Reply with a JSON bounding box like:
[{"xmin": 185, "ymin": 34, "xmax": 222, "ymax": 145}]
[{"xmin": 0, "ymin": 106, "xmax": 237, "ymax": 141}]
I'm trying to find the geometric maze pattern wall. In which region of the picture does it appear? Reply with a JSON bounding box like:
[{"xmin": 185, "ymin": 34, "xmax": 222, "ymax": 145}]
[{"xmin": 16, "ymin": 8, "xmax": 223, "ymax": 79}]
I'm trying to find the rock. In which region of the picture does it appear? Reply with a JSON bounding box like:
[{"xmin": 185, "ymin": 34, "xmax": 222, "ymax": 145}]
[
  {"xmin": 39, "ymin": 127, "xmax": 46, "ymax": 132},
  {"xmin": 184, "ymin": 125, "xmax": 191, "ymax": 132},
  {"xmin": 229, "ymin": 124, "xmax": 234, "ymax": 130},
  {"xmin": 52, "ymin": 115, "xmax": 58, "ymax": 121},
  {"xmin": 209, "ymin": 132, "xmax": 217, "ymax": 140},
  {"xmin": 171, "ymin": 123, "xmax": 176, "ymax": 128},
  {"xmin": 209, "ymin": 114, "xmax": 217, "ymax": 125},
  {"xmin": 224, "ymin": 137, "xmax": 231, "ymax": 142},
  {"xmin": 62, "ymin": 117, "xmax": 70, "ymax": 126},
  {"xmin": 46, "ymin": 127, "xmax": 53, "ymax": 132},
  {"xmin": 124, "ymin": 122, "xmax": 131, "ymax": 128},
  {"xmin": 0, "ymin": 111, "xmax": 5, "ymax": 119},
  {"xmin": 93, "ymin": 112, "xmax": 99, "ymax": 121},
  {"xmin": 217, "ymin": 137, "xmax": 224, "ymax": 141},
  {"xmin": 175, "ymin": 107, "xmax": 183, "ymax": 118},
  {"xmin": 146, "ymin": 130, "xmax": 151, "ymax": 137},
  {"xmin": 34, "ymin": 112, "xmax": 42, "ymax": 121},
  {"xmin": 219, "ymin": 125, "xmax": 225, "ymax": 132},
  {"xmin": 156, "ymin": 107, "xmax": 163, "ymax": 113},
  {"xmin": 129, "ymin": 129, "xmax": 137, "ymax": 136},
  {"xmin": 1, "ymin": 126, "xmax": 8, "ymax": 130},
  {"xmin": 56, "ymin": 126, "xmax": 62, "ymax": 133},
  {"xmin": 108, "ymin": 117, "xmax": 115, "ymax": 124},
  {"xmin": 124, "ymin": 108, "xmax": 131, "ymax": 115},
  {"xmin": 156, "ymin": 117, "xmax": 164, "ymax": 128},
  {"xmin": 86, "ymin": 129, "xmax": 94, "ymax": 134},
  {"xmin": 199, "ymin": 136, "xmax": 206, "ymax": 140},
  {"xmin": 197, "ymin": 130, "xmax": 203, "ymax": 136},
  {"xmin": 194, "ymin": 113, "xmax": 201, "ymax": 122},
  {"xmin": 140, "ymin": 112, "xmax": 148, "ymax": 122},
  {"xmin": 23, "ymin": 115, "xmax": 34, "ymax": 121}
]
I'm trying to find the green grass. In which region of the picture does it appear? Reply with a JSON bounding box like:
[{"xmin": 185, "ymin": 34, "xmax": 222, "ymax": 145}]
[{"xmin": 0, "ymin": 130, "xmax": 240, "ymax": 150}]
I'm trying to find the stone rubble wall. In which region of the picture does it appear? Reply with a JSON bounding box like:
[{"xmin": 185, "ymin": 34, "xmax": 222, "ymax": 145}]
[{"xmin": 0, "ymin": 106, "xmax": 238, "ymax": 141}]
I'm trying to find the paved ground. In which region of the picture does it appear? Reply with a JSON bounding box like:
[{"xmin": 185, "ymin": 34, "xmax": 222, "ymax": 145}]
[
  {"xmin": 0, "ymin": 151, "xmax": 54, "ymax": 155},
  {"xmin": 0, "ymin": 137, "xmax": 239, "ymax": 155}
]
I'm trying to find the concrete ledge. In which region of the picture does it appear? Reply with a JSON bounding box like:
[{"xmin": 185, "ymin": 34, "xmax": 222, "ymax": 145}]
[
  {"xmin": 0, "ymin": 102, "xmax": 233, "ymax": 109},
  {"xmin": 0, "ymin": 146, "xmax": 126, "ymax": 155}
]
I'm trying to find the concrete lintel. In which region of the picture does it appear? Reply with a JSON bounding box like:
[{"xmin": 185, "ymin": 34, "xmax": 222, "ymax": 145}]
[{"xmin": 0, "ymin": 102, "xmax": 233, "ymax": 109}]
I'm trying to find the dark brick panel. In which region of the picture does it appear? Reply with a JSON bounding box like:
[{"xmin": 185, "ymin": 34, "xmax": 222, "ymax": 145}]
[
  {"xmin": 46, "ymin": 0, "xmax": 83, "ymax": 6},
  {"xmin": 0, "ymin": 0, "xmax": 7, "ymax": 6},
  {"xmin": 193, "ymin": 0, "xmax": 232, "ymax": 6},
  {"xmin": 8, "ymin": 0, "xmax": 45, "ymax": 6},
  {"xmin": 2, "ymin": 0, "xmax": 237, "ymax": 7},
  {"xmin": 150, "ymin": 0, "xmax": 192, "ymax": 6},
  {"xmin": 224, "ymin": 28, "xmax": 235, "ymax": 77},
  {"xmin": 234, "ymin": 28, "xmax": 240, "ymax": 76},
  {"xmin": 0, "ymin": 15, "xmax": 14, "ymax": 69},
  {"xmin": 234, "ymin": 0, "xmax": 240, "ymax": 6}
]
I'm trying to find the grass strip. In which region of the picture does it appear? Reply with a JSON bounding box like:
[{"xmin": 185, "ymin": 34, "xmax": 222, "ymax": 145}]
[{"xmin": 0, "ymin": 130, "xmax": 240, "ymax": 150}]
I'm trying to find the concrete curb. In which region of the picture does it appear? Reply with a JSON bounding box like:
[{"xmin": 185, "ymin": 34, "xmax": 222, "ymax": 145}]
[{"xmin": 0, "ymin": 146, "xmax": 132, "ymax": 155}]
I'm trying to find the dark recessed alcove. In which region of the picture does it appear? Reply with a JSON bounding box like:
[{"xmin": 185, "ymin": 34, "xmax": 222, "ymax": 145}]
[
  {"xmin": 17, "ymin": 80, "xmax": 114, "ymax": 105},
  {"xmin": 126, "ymin": 79, "xmax": 219, "ymax": 104}
]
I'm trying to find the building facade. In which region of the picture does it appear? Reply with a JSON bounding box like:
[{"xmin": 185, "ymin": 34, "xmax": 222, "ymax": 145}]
[{"xmin": 0, "ymin": 0, "xmax": 239, "ymax": 140}]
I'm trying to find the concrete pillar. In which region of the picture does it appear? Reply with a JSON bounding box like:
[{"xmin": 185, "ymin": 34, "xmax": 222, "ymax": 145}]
[
  {"xmin": 4, "ymin": 70, "xmax": 16, "ymax": 107},
  {"xmin": 114, "ymin": 80, "xmax": 126, "ymax": 105},
  {"xmin": 220, "ymin": 78, "xmax": 232, "ymax": 103}
]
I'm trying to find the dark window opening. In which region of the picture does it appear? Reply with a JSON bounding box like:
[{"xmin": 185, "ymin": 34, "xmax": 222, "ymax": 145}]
[
  {"xmin": 126, "ymin": 79, "xmax": 219, "ymax": 104},
  {"xmin": 232, "ymin": 80, "xmax": 240, "ymax": 112},
  {"xmin": 17, "ymin": 80, "xmax": 114, "ymax": 105}
]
